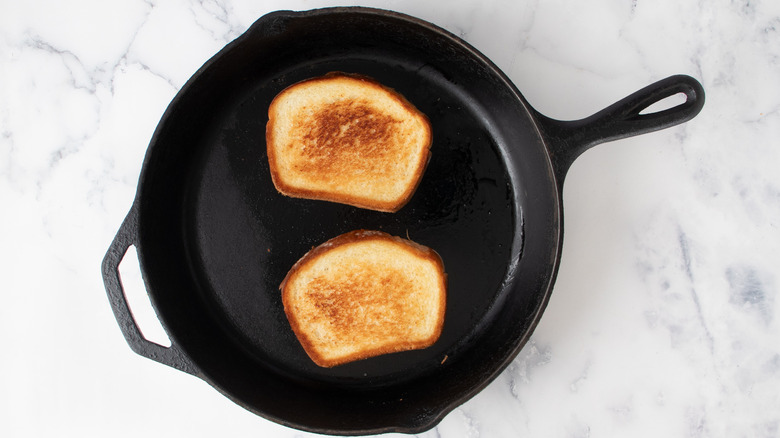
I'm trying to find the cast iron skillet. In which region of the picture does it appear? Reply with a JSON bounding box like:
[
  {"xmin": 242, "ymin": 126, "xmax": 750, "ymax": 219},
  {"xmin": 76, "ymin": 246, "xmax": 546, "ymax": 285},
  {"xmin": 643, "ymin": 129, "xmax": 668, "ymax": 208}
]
[{"xmin": 102, "ymin": 7, "xmax": 704, "ymax": 435}]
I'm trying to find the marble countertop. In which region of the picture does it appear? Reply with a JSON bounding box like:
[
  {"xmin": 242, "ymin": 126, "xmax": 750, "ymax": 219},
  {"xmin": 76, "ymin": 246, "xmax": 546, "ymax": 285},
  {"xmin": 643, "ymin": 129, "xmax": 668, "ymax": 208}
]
[{"xmin": 2, "ymin": 0, "xmax": 779, "ymax": 437}]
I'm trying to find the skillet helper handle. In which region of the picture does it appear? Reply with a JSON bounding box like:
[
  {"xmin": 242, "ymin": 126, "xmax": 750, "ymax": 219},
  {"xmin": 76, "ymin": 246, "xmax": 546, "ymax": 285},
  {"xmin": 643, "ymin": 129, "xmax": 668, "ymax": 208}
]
[
  {"xmin": 102, "ymin": 204, "xmax": 198, "ymax": 375},
  {"xmin": 536, "ymin": 74, "xmax": 705, "ymax": 182}
]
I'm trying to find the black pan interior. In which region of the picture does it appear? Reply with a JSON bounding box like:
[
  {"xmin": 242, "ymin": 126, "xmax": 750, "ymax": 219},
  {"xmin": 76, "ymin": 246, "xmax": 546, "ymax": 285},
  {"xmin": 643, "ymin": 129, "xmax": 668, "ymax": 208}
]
[{"xmin": 135, "ymin": 9, "xmax": 561, "ymax": 432}]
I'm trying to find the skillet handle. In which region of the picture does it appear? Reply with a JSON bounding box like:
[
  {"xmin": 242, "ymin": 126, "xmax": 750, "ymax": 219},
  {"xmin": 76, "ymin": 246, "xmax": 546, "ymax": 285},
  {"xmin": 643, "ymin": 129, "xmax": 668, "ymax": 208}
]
[
  {"xmin": 535, "ymin": 74, "xmax": 705, "ymax": 184},
  {"xmin": 102, "ymin": 204, "xmax": 198, "ymax": 375}
]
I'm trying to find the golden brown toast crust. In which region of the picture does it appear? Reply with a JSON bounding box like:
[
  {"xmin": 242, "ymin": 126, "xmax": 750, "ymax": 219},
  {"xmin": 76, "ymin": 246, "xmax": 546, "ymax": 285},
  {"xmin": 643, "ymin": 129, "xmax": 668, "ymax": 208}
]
[
  {"xmin": 281, "ymin": 230, "xmax": 447, "ymax": 368},
  {"xmin": 294, "ymin": 100, "xmax": 400, "ymax": 174},
  {"xmin": 266, "ymin": 73, "xmax": 432, "ymax": 212}
]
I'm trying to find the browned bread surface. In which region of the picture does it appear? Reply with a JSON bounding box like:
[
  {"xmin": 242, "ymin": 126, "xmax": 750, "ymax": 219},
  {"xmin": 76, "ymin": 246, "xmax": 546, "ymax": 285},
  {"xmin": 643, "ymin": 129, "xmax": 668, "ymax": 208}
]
[
  {"xmin": 281, "ymin": 230, "xmax": 447, "ymax": 368},
  {"xmin": 266, "ymin": 73, "xmax": 432, "ymax": 212}
]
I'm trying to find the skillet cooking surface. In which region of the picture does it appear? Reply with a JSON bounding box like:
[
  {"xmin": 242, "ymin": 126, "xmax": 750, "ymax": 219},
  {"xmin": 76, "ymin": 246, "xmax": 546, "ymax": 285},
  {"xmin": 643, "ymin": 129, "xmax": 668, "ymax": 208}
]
[{"xmin": 185, "ymin": 56, "xmax": 517, "ymax": 385}]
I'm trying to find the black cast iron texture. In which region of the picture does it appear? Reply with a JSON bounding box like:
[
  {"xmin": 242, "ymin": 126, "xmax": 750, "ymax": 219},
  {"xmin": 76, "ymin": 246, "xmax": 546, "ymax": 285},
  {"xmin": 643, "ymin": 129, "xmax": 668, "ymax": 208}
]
[{"xmin": 102, "ymin": 7, "xmax": 704, "ymax": 435}]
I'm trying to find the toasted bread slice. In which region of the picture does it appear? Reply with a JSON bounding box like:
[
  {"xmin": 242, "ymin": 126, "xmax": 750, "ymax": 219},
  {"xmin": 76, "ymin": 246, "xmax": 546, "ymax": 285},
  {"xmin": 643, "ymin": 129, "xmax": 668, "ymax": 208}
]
[
  {"xmin": 281, "ymin": 230, "xmax": 447, "ymax": 368},
  {"xmin": 266, "ymin": 73, "xmax": 432, "ymax": 212}
]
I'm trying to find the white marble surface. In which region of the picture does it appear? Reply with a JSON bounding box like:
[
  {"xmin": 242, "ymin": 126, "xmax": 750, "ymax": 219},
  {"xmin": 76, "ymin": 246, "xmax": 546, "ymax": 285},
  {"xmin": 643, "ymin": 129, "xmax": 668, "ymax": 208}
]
[{"xmin": 2, "ymin": 0, "xmax": 779, "ymax": 437}]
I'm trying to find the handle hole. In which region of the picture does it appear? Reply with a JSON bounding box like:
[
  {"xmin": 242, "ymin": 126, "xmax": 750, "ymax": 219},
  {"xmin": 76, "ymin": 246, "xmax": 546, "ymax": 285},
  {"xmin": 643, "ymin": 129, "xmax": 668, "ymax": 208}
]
[
  {"xmin": 118, "ymin": 246, "xmax": 172, "ymax": 348},
  {"xmin": 639, "ymin": 92, "xmax": 688, "ymax": 115}
]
